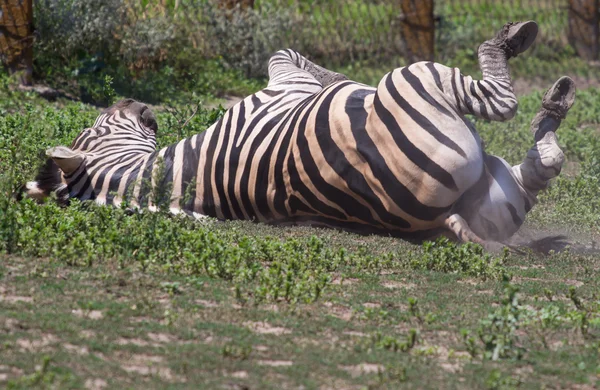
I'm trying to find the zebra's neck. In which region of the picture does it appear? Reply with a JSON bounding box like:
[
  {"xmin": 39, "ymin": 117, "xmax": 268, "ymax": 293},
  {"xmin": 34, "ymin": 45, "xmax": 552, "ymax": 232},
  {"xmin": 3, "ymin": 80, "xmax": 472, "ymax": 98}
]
[{"xmin": 100, "ymin": 132, "xmax": 206, "ymax": 215}]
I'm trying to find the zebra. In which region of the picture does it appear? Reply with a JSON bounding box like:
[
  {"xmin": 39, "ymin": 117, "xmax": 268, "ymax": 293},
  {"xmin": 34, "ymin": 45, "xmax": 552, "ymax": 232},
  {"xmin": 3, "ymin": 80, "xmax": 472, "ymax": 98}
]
[{"xmin": 23, "ymin": 21, "xmax": 576, "ymax": 251}]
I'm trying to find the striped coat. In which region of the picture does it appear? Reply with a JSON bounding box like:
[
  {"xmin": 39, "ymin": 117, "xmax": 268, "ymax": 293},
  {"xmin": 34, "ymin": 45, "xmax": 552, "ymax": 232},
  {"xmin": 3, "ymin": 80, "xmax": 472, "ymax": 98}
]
[{"xmin": 25, "ymin": 22, "xmax": 575, "ymax": 249}]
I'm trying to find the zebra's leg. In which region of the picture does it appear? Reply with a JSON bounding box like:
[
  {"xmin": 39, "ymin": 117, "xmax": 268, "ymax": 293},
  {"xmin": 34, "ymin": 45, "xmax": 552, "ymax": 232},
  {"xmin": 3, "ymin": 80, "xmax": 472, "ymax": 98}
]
[
  {"xmin": 452, "ymin": 21, "xmax": 538, "ymax": 121},
  {"xmin": 444, "ymin": 214, "xmax": 505, "ymax": 252},
  {"xmin": 478, "ymin": 21, "xmax": 538, "ymax": 81},
  {"xmin": 513, "ymin": 76, "xmax": 576, "ymax": 194},
  {"xmin": 267, "ymin": 49, "xmax": 348, "ymax": 88}
]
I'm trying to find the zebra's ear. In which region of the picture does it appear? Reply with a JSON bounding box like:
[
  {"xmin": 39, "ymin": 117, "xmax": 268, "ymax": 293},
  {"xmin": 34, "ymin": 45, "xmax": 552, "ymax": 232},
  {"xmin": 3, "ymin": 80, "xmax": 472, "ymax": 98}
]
[{"xmin": 46, "ymin": 146, "xmax": 85, "ymax": 176}]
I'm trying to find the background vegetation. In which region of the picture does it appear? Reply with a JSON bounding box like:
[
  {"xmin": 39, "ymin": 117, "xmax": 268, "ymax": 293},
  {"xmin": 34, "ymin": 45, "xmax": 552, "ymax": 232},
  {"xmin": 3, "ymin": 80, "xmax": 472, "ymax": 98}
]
[{"xmin": 0, "ymin": 0, "xmax": 599, "ymax": 388}]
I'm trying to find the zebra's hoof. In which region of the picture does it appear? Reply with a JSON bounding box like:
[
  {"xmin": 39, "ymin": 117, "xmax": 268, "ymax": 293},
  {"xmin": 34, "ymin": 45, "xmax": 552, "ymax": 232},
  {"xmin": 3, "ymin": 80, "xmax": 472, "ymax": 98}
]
[
  {"xmin": 542, "ymin": 76, "xmax": 576, "ymax": 120},
  {"xmin": 502, "ymin": 20, "xmax": 538, "ymax": 58}
]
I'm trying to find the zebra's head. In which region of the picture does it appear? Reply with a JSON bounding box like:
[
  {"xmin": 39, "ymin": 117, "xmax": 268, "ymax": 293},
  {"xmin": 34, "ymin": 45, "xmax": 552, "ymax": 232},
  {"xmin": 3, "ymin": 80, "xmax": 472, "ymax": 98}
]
[{"xmin": 22, "ymin": 99, "xmax": 158, "ymax": 204}]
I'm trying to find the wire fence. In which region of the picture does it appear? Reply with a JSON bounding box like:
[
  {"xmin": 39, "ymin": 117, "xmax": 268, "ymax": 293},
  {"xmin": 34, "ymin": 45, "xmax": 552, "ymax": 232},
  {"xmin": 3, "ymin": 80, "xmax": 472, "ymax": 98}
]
[
  {"xmin": 23, "ymin": 0, "xmax": 598, "ymax": 89},
  {"xmin": 166, "ymin": 0, "xmax": 577, "ymax": 75}
]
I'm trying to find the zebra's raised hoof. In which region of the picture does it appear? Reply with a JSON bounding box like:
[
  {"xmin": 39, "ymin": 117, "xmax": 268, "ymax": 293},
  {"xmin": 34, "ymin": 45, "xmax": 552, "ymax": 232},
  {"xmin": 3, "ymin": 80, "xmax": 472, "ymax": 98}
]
[
  {"xmin": 541, "ymin": 76, "xmax": 576, "ymax": 122},
  {"xmin": 501, "ymin": 20, "xmax": 538, "ymax": 58}
]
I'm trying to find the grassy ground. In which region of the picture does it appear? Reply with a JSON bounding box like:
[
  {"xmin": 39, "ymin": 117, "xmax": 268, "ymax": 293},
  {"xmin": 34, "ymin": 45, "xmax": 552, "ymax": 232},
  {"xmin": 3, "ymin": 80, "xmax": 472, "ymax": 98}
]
[
  {"xmin": 1, "ymin": 225, "xmax": 600, "ymax": 389},
  {"xmin": 1, "ymin": 50, "xmax": 600, "ymax": 388}
]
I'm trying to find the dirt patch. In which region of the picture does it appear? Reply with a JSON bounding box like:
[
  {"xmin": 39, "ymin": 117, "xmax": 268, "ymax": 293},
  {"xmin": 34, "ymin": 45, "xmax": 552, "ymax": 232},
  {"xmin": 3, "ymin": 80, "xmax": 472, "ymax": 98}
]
[
  {"xmin": 16, "ymin": 334, "xmax": 59, "ymax": 352},
  {"xmin": 257, "ymin": 360, "xmax": 293, "ymax": 367},
  {"xmin": 514, "ymin": 277, "xmax": 584, "ymax": 287},
  {"xmin": 439, "ymin": 362, "xmax": 462, "ymax": 373},
  {"xmin": 508, "ymin": 226, "xmax": 600, "ymax": 255},
  {"xmin": 116, "ymin": 337, "xmax": 148, "ymax": 346},
  {"xmin": 563, "ymin": 279, "xmax": 584, "ymax": 287},
  {"xmin": 343, "ymin": 330, "xmax": 368, "ymax": 337},
  {"xmin": 230, "ymin": 371, "xmax": 248, "ymax": 379},
  {"xmin": 431, "ymin": 345, "xmax": 470, "ymax": 374},
  {"xmin": 195, "ymin": 299, "xmax": 220, "ymax": 308},
  {"xmin": 340, "ymin": 363, "xmax": 384, "ymax": 377},
  {"xmin": 79, "ymin": 330, "xmax": 96, "ymax": 339},
  {"xmin": 118, "ymin": 353, "xmax": 186, "ymax": 382},
  {"xmin": 381, "ymin": 280, "xmax": 415, "ymax": 289},
  {"xmin": 63, "ymin": 343, "xmax": 90, "ymax": 355},
  {"xmin": 84, "ymin": 378, "xmax": 108, "ymax": 390},
  {"xmin": 157, "ymin": 294, "xmax": 172, "ymax": 307},
  {"xmin": 0, "ymin": 294, "xmax": 33, "ymax": 303},
  {"xmin": 3, "ymin": 318, "xmax": 26, "ymax": 333},
  {"xmin": 148, "ymin": 332, "xmax": 177, "ymax": 343},
  {"xmin": 457, "ymin": 279, "xmax": 479, "ymax": 286},
  {"xmin": 121, "ymin": 365, "xmax": 181, "ymax": 381},
  {"xmin": 72, "ymin": 309, "xmax": 104, "ymax": 320},
  {"xmin": 0, "ymin": 365, "xmax": 24, "ymax": 378},
  {"xmin": 362, "ymin": 302, "xmax": 381, "ymax": 309},
  {"xmin": 331, "ymin": 277, "xmax": 360, "ymax": 286},
  {"xmin": 517, "ymin": 264, "xmax": 546, "ymax": 270},
  {"xmin": 130, "ymin": 316, "xmax": 155, "ymax": 324},
  {"xmin": 262, "ymin": 304, "xmax": 280, "ymax": 312},
  {"xmin": 243, "ymin": 321, "xmax": 291, "ymax": 335},
  {"xmin": 323, "ymin": 303, "xmax": 353, "ymax": 321}
]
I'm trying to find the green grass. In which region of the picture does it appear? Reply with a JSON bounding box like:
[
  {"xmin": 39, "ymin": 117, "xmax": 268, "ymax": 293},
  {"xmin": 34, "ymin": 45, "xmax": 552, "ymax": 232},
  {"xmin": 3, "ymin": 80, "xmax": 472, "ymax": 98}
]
[{"xmin": 1, "ymin": 44, "xmax": 600, "ymax": 388}]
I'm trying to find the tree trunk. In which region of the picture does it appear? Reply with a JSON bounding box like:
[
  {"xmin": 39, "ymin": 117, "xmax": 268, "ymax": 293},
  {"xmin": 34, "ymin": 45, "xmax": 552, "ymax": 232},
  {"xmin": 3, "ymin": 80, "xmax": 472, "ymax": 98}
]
[
  {"xmin": 399, "ymin": 0, "xmax": 435, "ymax": 63},
  {"xmin": 568, "ymin": 0, "xmax": 599, "ymax": 60},
  {"xmin": 0, "ymin": 0, "xmax": 33, "ymax": 85}
]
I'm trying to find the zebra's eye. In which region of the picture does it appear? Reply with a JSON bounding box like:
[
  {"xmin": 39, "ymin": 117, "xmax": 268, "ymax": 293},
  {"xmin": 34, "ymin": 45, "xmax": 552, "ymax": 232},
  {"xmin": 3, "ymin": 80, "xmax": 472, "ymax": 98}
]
[{"xmin": 140, "ymin": 108, "xmax": 158, "ymax": 133}]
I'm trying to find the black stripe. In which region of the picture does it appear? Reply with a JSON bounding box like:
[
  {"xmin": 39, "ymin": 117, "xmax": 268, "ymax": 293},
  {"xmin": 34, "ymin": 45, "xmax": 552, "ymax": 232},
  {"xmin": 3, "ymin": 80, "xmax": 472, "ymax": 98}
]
[
  {"xmin": 252, "ymin": 104, "xmax": 298, "ymax": 219},
  {"xmin": 286, "ymin": 151, "xmax": 346, "ymax": 220},
  {"xmin": 425, "ymin": 62, "xmax": 444, "ymax": 92},
  {"xmin": 237, "ymin": 110, "xmax": 286, "ymax": 220},
  {"xmin": 137, "ymin": 152, "xmax": 159, "ymax": 208},
  {"xmin": 400, "ymin": 67, "xmax": 455, "ymax": 119},
  {"xmin": 160, "ymin": 143, "xmax": 177, "ymax": 197},
  {"xmin": 450, "ymin": 69, "xmax": 466, "ymax": 113},
  {"xmin": 105, "ymin": 157, "xmax": 144, "ymax": 205},
  {"xmin": 251, "ymin": 94, "xmax": 262, "ymax": 114},
  {"xmin": 476, "ymin": 82, "xmax": 506, "ymax": 119},
  {"xmin": 201, "ymin": 116, "xmax": 225, "ymax": 217},
  {"xmin": 225, "ymin": 101, "xmax": 247, "ymax": 219},
  {"xmin": 180, "ymin": 133, "xmax": 204, "ymax": 211},
  {"xmin": 354, "ymin": 91, "xmax": 451, "ymax": 222},
  {"xmin": 122, "ymin": 159, "xmax": 145, "ymax": 202},
  {"xmin": 484, "ymin": 81, "xmax": 515, "ymax": 102},
  {"xmin": 261, "ymin": 89, "xmax": 285, "ymax": 97},
  {"xmin": 377, "ymin": 81, "xmax": 460, "ymax": 191},
  {"xmin": 456, "ymin": 71, "xmax": 475, "ymax": 116},
  {"xmin": 469, "ymin": 82, "xmax": 490, "ymax": 120},
  {"xmin": 481, "ymin": 86, "xmax": 514, "ymax": 115},
  {"xmin": 387, "ymin": 71, "xmax": 465, "ymax": 159},
  {"xmin": 273, "ymin": 80, "xmax": 322, "ymax": 86},
  {"xmin": 294, "ymin": 84, "xmax": 377, "ymax": 222},
  {"xmin": 309, "ymin": 85, "xmax": 411, "ymax": 228},
  {"xmin": 213, "ymin": 110, "xmax": 235, "ymax": 220},
  {"xmin": 272, "ymin": 95, "xmax": 317, "ymax": 216}
]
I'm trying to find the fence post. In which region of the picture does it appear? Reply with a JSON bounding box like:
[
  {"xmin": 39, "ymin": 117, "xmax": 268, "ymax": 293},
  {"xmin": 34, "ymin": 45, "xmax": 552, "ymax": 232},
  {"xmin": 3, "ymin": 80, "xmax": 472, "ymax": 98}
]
[
  {"xmin": 0, "ymin": 0, "xmax": 33, "ymax": 85},
  {"xmin": 568, "ymin": 0, "xmax": 599, "ymax": 60},
  {"xmin": 399, "ymin": 0, "xmax": 435, "ymax": 63}
]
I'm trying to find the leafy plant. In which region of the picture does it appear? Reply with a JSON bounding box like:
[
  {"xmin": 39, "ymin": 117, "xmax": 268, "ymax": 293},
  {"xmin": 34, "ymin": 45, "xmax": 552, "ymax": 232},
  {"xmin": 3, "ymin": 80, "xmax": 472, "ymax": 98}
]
[{"xmin": 415, "ymin": 237, "xmax": 511, "ymax": 281}]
